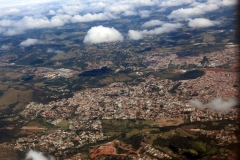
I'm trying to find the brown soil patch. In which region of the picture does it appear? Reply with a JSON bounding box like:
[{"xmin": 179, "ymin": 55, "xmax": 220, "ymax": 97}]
[
  {"xmin": 155, "ymin": 118, "xmax": 184, "ymax": 127},
  {"xmin": 90, "ymin": 142, "xmax": 118, "ymax": 159}
]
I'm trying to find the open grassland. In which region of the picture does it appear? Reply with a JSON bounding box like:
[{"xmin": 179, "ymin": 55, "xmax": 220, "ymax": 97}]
[
  {"xmin": 102, "ymin": 119, "xmax": 154, "ymax": 136},
  {"xmin": 56, "ymin": 120, "xmax": 69, "ymax": 130},
  {"xmin": 51, "ymin": 48, "xmax": 82, "ymax": 60},
  {"xmin": 0, "ymin": 83, "xmax": 9, "ymax": 91},
  {"xmin": 176, "ymin": 128, "xmax": 196, "ymax": 138},
  {"xmin": 34, "ymin": 82, "xmax": 46, "ymax": 87},
  {"xmin": 99, "ymin": 77, "xmax": 115, "ymax": 85},
  {"xmin": 0, "ymin": 88, "xmax": 33, "ymax": 111},
  {"xmin": 113, "ymin": 74, "xmax": 132, "ymax": 82},
  {"xmin": 27, "ymin": 121, "xmax": 46, "ymax": 128},
  {"xmin": 0, "ymin": 68, "xmax": 24, "ymax": 80},
  {"xmin": 160, "ymin": 130, "xmax": 173, "ymax": 139}
]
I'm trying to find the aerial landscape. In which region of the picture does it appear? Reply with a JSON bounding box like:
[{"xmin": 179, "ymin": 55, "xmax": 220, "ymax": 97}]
[{"xmin": 0, "ymin": 0, "xmax": 239, "ymax": 159}]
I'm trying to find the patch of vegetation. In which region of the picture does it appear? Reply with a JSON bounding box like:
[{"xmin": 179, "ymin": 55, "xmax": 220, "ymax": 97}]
[
  {"xmin": 30, "ymin": 59, "xmax": 44, "ymax": 65},
  {"xmin": 124, "ymin": 134, "xmax": 143, "ymax": 149},
  {"xmin": 153, "ymin": 136, "xmax": 169, "ymax": 147},
  {"xmin": 169, "ymin": 82, "xmax": 181, "ymax": 93},
  {"xmin": 21, "ymin": 75, "xmax": 34, "ymax": 82},
  {"xmin": 176, "ymin": 51, "xmax": 199, "ymax": 58},
  {"xmin": 56, "ymin": 120, "xmax": 69, "ymax": 130},
  {"xmin": 216, "ymin": 63, "xmax": 231, "ymax": 68},
  {"xmin": 172, "ymin": 70, "xmax": 205, "ymax": 81},
  {"xmin": 0, "ymin": 90, "xmax": 4, "ymax": 97},
  {"xmin": 79, "ymin": 67, "xmax": 112, "ymax": 76}
]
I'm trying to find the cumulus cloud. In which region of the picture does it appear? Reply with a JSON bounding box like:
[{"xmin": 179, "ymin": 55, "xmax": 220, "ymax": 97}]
[
  {"xmin": 0, "ymin": 45, "xmax": 9, "ymax": 50},
  {"xmin": 142, "ymin": 23, "xmax": 183, "ymax": 35},
  {"xmin": 48, "ymin": 10, "xmax": 56, "ymax": 15},
  {"xmin": 71, "ymin": 12, "xmax": 117, "ymax": 23},
  {"xmin": 168, "ymin": 7, "xmax": 205, "ymax": 19},
  {"xmin": 4, "ymin": 28, "xmax": 25, "ymax": 36},
  {"xmin": 20, "ymin": 38, "xmax": 38, "ymax": 46},
  {"xmin": 25, "ymin": 150, "xmax": 55, "ymax": 160},
  {"xmin": 0, "ymin": 12, "xmax": 116, "ymax": 36},
  {"xmin": 188, "ymin": 18, "xmax": 221, "ymax": 28},
  {"xmin": 123, "ymin": 10, "xmax": 138, "ymax": 16},
  {"xmin": 129, "ymin": 22, "xmax": 182, "ymax": 40},
  {"xmin": 133, "ymin": 0, "xmax": 158, "ymax": 7},
  {"xmin": 0, "ymin": 16, "xmax": 66, "ymax": 33},
  {"xmin": 83, "ymin": 25, "xmax": 123, "ymax": 44},
  {"xmin": 0, "ymin": 0, "xmax": 238, "ymax": 36},
  {"xmin": 189, "ymin": 98, "xmax": 238, "ymax": 112},
  {"xmin": 222, "ymin": 0, "xmax": 238, "ymax": 6},
  {"xmin": 47, "ymin": 48, "xmax": 63, "ymax": 53},
  {"xmin": 0, "ymin": 27, "xmax": 6, "ymax": 34},
  {"xmin": 139, "ymin": 10, "xmax": 151, "ymax": 18},
  {"xmin": 160, "ymin": 0, "xmax": 195, "ymax": 7},
  {"xmin": 0, "ymin": 8, "xmax": 20, "ymax": 17},
  {"xmin": 128, "ymin": 30, "xmax": 143, "ymax": 40},
  {"xmin": 105, "ymin": 4, "xmax": 134, "ymax": 14},
  {"xmin": 190, "ymin": 2, "xmax": 219, "ymax": 12},
  {"xmin": 0, "ymin": 0, "xmax": 59, "ymax": 8},
  {"xmin": 0, "ymin": 11, "xmax": 108, "ymax": 35},
  {"xmin": 141, "ymin": 20, "xmax": 164, "ymax": 28},
  {"xmin": 168, "ymin": 0, "xmax": 237, "ymax": 20}
]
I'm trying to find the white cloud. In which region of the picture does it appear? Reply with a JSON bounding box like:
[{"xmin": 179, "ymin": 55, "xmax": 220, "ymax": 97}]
[
  {"xmin": 142, "ymin": 23, "xmax": 183, "ymax": 35},
  {"xmin": 128, "ymin": 30, "xmax": 143, "ymax": 40},
  {"xmin": 0, "ymin": 15, "xmax": 69, "ymax": 35},
  {"xmin": 222, "ymin": 0, "xmax": 238, "ymax": 6},
  {"xmin": 160, "ymin": 0, "xmax": 195, "ymax": 7},
  {"xmin": 0, "ymin": 45, "xmax": 9, "ymax": 50},
  {"xmin": 0, "ymin": 0, "xmax": 60, "ymax": 8},
  {"xmin": 47, "ymin": 48, "xmax": 63, "ymax": 53},
  {"xmin": 189, "ymin": 97, "xmax": 238, "ymax": 112},
  {"xmin": 206, "ymin": 98, "xmax": 238, "ymax": 112},
  {"xmin": 139, "ymin": 10, "xmax": 151, "ymax": 18},
  {"xmin": 83, "ymin": 25, "xmax": 123, "ymax": 44},
  {"xmin": 188, "ymin": 18, "xmax": 221, "ymax": 28},
  {"xmin": 132, "ymin": 0, "xmax": 158, "ymax": 7},
  {"xmin": 189, "ymin": 99, "xmax": 203, "ymax": 108},
  {"xmin": 0, "ymin": 27, "xmax": 6, "ymax": 34},
  {"xmin": 71, "ymin": 12, "xmax": 117, "ymax": 23},
  {"xmin": 0, "ymin": 0, "xmax": 237, "ymax": 36},
  {"xmin": 19, "ymin": 38, "xmax": 38, "ymax": 46},
  {"xmin": 141, "ymin": 20, "xmax": 164, "ymax": 28},
  {"xmin": 123, "ymin": 10, "xmax": 138, "ymax": 16},
  {"xmin": 105, "ymin": 4, "xmax": 134, "ymax": 14},
  {"xmin": 25, "ymin": 150, "xmax": 55, "ymax": 160},
  {"xmin": 48, "ymin": 10, "xmax": 56, "ymax": 15},
  {"xmin": 0, "ymin": 8, "xmax": 21, "ymax": 17},
  {"xmin": 168, "ymin": 0, "xmax": 238, "ymax": 20},
  {"xmin": 168, "ymin": 7, "xmax": 205, "ymax": 19},
  {"xmin": 190, "ymin": 2, "xmax": 219, "ymax": 12},
  {"xmin": 0, "ymin": 20, "xmax": 13, "ymax": 27},
  {"xmin": 129, "ymin": 22, "xmax": 183, "ymax": 40},
  {"xmin": 26, "ymin": 150, "xmax": 48, "ymax": 160}
]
